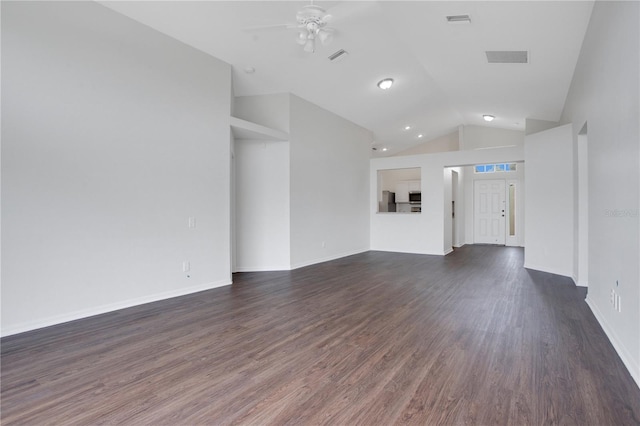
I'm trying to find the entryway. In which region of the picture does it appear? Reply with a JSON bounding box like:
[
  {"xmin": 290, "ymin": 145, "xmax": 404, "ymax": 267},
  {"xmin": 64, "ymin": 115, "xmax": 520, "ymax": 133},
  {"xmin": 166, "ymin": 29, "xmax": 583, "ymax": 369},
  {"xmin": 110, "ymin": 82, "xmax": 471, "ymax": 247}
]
[{"xmin": 473, "ymin": 179, "xmax": 506, "ymax": 244}]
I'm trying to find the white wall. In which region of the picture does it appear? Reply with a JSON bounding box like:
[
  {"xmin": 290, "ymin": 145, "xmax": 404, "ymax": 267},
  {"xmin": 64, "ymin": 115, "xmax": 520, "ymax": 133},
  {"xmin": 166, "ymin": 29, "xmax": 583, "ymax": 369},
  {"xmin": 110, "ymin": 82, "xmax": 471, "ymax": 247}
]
[
  {"xmin": 575, "ymin": 129, "xmax": 589, "ymax": 286},
  {"xmin": 394, "ymin": 131, "xmax": 459, "ymax": 156},
  {"xmin": 234, "ymin": 140, "xmax": 290, "ymax": 271},
  {"xmin": 234, "ymin": 94, "xmax": 290, "ymax": 133},
  {"xmin": 289, "ymin": 95, "xmax": 371, "ymax": 269},
  {"xmin": 460, "ymin": 125, "xmax": 525, "ymax": 151},
  {"xmin": 1, "ymin": 2, "xmax": 232, "ymax": 335},
  {"xmin": 371, "ymin": 146, "xmax": 524, "ymax": 255},
  {"xmin": 560, "ymin": 1, "xmax": 640, "ymax": 386},
  {"xmin": 524, "ymin": 124, "xmax": 574, "ymax": 277},
  {"xmin": 525, "ymin": 118, "xmax": 559, "ymax": 136},
  {"xmin": 452, "ymin": 168, "xmax": 465, "ymax": 248},
  {"xmin": 443, "ymin": 168, "xmax": 453, "ymax": 253}
]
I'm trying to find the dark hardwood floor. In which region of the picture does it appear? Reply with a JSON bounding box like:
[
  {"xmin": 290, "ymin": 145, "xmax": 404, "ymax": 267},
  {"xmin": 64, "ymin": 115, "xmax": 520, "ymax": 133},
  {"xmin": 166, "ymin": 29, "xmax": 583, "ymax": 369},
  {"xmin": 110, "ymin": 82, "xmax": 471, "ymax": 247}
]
[{"xmin": 2, "ymin": 246, "xmax": 639, "ymax": 425}]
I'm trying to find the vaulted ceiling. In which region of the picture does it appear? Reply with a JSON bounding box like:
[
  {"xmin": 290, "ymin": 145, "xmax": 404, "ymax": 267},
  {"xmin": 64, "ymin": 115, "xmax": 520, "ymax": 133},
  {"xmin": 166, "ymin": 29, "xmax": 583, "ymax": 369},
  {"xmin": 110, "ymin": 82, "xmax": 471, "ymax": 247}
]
[{"xmin": 101, "ymin": 1, "xmax": 594, "ymax": 156}]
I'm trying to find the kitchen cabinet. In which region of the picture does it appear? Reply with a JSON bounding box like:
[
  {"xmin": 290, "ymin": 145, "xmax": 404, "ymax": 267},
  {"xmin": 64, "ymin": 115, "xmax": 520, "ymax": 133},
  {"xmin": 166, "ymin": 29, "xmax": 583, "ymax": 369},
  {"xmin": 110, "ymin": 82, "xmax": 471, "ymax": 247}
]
[
  {"xmin": 396, "ymin": 180, "xmax": 420, "ymax": 203},
  {"xmin": 395, "ymin": 182, "xmax": 409, "ymax": 203}
]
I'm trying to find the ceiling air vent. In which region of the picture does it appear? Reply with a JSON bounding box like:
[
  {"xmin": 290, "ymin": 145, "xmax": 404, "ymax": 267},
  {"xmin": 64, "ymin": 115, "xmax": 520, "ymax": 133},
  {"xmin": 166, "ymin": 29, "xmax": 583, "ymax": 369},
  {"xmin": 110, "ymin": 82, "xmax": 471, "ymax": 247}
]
[
  {"xmin": 446, "ymin": 14, "xmax": 471, "ymax": 23},
  {"xmin": 486, "ymin": 51, "xmax": 529, "ymax": 64},
  {"xmin": 328, "ymin": 49, "xmax": 348, "ymax": 62}
]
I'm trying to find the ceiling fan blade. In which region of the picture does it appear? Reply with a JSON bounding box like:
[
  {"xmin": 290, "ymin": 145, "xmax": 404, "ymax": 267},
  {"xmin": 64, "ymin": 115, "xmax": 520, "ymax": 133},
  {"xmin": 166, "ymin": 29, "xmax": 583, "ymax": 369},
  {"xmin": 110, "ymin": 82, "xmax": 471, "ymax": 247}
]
[
  {"xmin": 324, "ymin": 1, "xmax": 374, "ymax": 24},
  {"xmin": 242, "ymin": 23, "xmax": 298, "ymax": 32}
]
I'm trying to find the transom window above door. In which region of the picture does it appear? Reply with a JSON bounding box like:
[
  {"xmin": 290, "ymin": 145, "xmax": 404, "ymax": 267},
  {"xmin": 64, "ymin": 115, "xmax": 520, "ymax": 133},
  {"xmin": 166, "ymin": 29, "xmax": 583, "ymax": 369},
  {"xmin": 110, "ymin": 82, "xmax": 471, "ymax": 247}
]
[{"xmin": 475, "ymin": 163, "xmax": 517, "ymax": 173}]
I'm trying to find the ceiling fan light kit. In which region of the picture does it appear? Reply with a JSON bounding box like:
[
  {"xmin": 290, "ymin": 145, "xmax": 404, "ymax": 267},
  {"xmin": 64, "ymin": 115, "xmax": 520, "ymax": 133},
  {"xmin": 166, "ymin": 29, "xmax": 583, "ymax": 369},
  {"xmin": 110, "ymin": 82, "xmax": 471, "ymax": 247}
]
[
  {"xmin": 245, "ymin": 3, "xmax": 336, "ymax": 53},
  {"xmin": 295, "ymin": 4, "xmax": 334, "ymax": 53}
]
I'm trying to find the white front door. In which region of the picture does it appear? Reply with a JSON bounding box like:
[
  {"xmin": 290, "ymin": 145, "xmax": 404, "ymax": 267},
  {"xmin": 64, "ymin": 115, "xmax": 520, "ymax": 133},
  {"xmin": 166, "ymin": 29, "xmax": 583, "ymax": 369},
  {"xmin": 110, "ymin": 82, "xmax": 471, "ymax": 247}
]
[{"xmin": 474, "ymin": 180, "xmax": 506, "ymax": 244}]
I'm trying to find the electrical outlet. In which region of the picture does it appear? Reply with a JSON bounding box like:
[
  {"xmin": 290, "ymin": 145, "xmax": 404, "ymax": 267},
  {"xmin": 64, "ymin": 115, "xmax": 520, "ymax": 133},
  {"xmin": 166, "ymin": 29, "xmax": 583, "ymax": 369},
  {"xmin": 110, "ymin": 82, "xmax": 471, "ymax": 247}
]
[
  {"xmin": 611, "ymin": 289, "xmax": 622, "ymax": 312},
  {"xmin": 188, "ymin": 217, "xmax": 196, "ymax": 229},
  {"xmin": 321, "ymin": 241, "xmax": 326, "ymax": 248},
  {"xmin": 182, "ymin": 261, "xmax": 190, "ymax": 272}
]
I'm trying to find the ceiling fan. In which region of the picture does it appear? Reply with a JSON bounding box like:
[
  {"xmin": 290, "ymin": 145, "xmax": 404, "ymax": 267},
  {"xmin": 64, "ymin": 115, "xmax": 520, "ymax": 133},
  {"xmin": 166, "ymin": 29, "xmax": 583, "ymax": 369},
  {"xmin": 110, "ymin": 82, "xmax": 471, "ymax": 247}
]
[{"xmin": 246, "ymin": 3, "xmax": 336, "ymax": 53}]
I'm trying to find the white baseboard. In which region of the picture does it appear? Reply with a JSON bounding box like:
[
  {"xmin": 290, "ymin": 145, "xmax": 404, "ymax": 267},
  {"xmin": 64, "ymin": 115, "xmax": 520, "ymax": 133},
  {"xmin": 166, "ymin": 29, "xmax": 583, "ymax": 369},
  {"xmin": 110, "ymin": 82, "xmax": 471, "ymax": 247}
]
[
  {"xmin": 586, "ymin": 296, "xmax": 640, "ymax": 388},
  {"xmin": 234, "ymin": 265, "xmax": 291, "ymax": 272},
  {"xmin": 290, "ymin": 247, "xmax": 369, "ymax": 270},
  {"xmin": 443, "ymin": 247, "xmax": 454, "ymax": 255},
  {"xmin": 1, "ymin": 279, "xmax": 232, "ymax": 337},
  {"xmin": 523, "ymin": 262, "xmax": 572, "ymax": 279},
  {"xmin": 571, "ymin": 274, "xmax": 588, "ymax": 287}
]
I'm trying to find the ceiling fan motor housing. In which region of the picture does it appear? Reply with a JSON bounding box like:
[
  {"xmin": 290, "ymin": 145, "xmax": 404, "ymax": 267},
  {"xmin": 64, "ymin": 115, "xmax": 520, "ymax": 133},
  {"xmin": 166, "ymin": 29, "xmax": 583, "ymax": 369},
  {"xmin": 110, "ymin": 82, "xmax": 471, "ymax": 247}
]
[{"xmin": 294, "ymin": 4, "xmax": 334, "ymax": 52}]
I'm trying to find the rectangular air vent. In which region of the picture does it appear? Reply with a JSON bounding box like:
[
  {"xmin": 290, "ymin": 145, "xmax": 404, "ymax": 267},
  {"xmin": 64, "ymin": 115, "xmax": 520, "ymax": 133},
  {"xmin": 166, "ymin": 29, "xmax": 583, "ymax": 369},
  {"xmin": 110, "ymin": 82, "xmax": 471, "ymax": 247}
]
[
  {"xmin": 446, "ymin": 14, "xmax": 471, "ymax": 23},
  {"xmin": 328, "ymin": 49, "xmax": 348, "ymax": 62},
  {"xmin": 486, "ymin": 51, "xmax": 529, "ymax": 64}
]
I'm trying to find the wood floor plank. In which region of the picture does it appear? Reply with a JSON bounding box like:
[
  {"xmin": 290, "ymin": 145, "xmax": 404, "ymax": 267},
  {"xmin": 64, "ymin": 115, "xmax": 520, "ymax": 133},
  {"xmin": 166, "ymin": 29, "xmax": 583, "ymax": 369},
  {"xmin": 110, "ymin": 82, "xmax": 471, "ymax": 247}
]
[{"xmin": 2, "ymin": 246, "xmax": 640, "ymax": 425}]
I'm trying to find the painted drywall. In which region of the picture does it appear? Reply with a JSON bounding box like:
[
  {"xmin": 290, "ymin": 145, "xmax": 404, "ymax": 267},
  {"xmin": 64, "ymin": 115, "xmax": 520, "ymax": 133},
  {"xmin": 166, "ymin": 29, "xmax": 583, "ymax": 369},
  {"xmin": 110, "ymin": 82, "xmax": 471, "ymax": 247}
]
[
  {"xmin": 394, "ymin": 132, "xmax": 459, "ymax": 156},
  {"xmin": 371, "ymin": 146, "xmax": 524, "ymax": 255},
  {"xmin": 525, "ymin": 118, "xmax": 559, "ymax": 136},
  {"xmin": 234, "ymin": 139, "xmax": 290, "ymax": 271},
  {"xmin": 1, "ymin": 2, "xmax": 232, "ymax": 335},
  {"xmin": 452, "ymin": 168, "xmax": 465, "ymax": 248},
  {"xmin": 289, "ymin": 95, "xmax": 371, "ymax": 269},
  {"xmin": 460, "ymin": 125, "xmax": 525, "ymax": 151},
  {"xmin": 575, "ymin": 130, "xmax": 589, "ymax": 287},
  {"xmin": 234, "ymin": 94, "xmax": 290, "ymax": 133},
  {"xmin": 559, "ymin": 1, "xmax": 639, "ymax": 385},
  {"xmin": 524, "ymin": 124, "xmax": 574, "ymax": 277},
  {"xmin": 443, "ymin": 168, "xmax": 453, "ymax": 253}
]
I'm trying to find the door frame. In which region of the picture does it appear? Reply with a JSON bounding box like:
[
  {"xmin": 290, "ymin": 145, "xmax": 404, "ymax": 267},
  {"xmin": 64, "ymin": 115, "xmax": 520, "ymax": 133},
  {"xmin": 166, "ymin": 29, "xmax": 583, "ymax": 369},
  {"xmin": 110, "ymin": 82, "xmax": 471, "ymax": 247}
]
[
  {"xmin": 473, "ymin": 179, "xmax": 506, "ymax": 245},
  {"xmin": 505, "ymin": 179, "xmax": 519, "ymax": 247}
]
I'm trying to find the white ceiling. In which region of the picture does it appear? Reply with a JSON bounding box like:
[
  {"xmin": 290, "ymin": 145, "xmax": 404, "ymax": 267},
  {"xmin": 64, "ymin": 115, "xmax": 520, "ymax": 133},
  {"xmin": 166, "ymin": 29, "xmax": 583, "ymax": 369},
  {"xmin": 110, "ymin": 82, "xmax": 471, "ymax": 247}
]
[{"xmin": 100, "ymin": 1, "xmax": 594, "ymax": 156}]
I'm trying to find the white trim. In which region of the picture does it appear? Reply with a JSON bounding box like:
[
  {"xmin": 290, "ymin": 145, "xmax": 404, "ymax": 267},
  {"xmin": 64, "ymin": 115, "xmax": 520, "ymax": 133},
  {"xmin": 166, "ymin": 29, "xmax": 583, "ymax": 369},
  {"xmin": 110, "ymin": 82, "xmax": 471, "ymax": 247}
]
[
  {"xmin": 571, "ymin": 274, "xmax": 588, "ymax": 288},
  {"xmin": 523, "ymin": 263, "xmax": 572, "ymax": 279},
  {"xmin": 290, "ymin": 248, "xmax": 369, "ymax": 270},
  {"xmin": 444, "ymin": 247, "xmax": 454, "ymax": 255},
  {"xmin": 1, "ymin": 279, "xmax": 232, "ymax": 337},
  {"xmin": 234, "ymin": 265, "xmax": 291, "ymax": 272},
  {"xmin": 586, "ymin": 296, "xmax": 640, "ymax": 388},
  {"xmin": 505, "ymin": 179, "xmax": 520, "ymax": 247}
]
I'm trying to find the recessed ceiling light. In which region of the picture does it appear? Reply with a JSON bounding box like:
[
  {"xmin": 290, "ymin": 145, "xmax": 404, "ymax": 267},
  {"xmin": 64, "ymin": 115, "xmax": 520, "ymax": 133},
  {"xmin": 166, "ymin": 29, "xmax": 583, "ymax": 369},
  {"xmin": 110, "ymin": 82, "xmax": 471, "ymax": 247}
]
[
  {"xmin": 483, "ymin": 115, "xmax": 495, "ymax": 122},
  {"xmin": 404, "ymin": 125, "xmax": 411, "ymax": 130},
  {"xmin": 382, "ymin": 147, "xmax": 388, "ymax": 152},
  {"xmin": 244, "ymin": 66, "xmax": 255, "ymax": 74},
  {"xmin": 418, "ymin": 134, "xmax": 424, "ymax": 138},
  {"xmin": 377, "ymin": 78, "xmax": 394, "ymax": 90}
]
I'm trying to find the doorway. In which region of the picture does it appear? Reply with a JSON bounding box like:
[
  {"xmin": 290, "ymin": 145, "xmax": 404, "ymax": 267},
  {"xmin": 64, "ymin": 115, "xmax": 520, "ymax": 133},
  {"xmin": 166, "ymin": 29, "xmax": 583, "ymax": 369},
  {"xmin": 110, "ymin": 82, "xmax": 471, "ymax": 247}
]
[
  {"xmin": 576, "ymin": 122, "xmax": 589, "ymax": 286},
  {"xmin": 474, "ymin": 179, "xmax": 506, "ymax": 244},
  {"xmin": 451, "ymin": 170, "xmax": 459, "ymax": 247}
]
